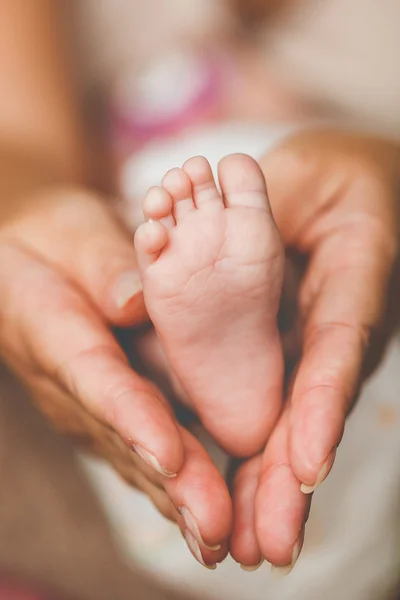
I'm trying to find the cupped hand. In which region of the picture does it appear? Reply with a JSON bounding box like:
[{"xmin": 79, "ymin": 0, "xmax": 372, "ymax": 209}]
[
  {"xmin": 0, "ymin": 186, "xmax": 231, "ymax": 567},
  {"xmin": 230, "ymin": 129, "xmax": 400, "ymax": 570}
]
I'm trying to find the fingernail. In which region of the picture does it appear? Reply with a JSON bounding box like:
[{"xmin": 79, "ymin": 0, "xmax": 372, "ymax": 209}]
[
  {"xmin": 133, "ymin": 444, "xmax": 177, "ymax": 478},
  {"xmin": 270, "ymin": 537, "xmax": 302, "ymax": 578},
  {"xmin": 179, "ymin": 506, "xmax": 221, "ymax": 551},
  {"xmin": 240, "ymin": 559, "xmax": 264, "ymax": 572},
  {"xmin": 300, "ymin": 448, "xmax": 336, "ymax": 494},
  {"xmin": 184, "ymin": 529, "xmax": 217, "ymax": 570},
  {"xmin": 113, "ymin": 271, "xmax": 143, "ymax": 309}
]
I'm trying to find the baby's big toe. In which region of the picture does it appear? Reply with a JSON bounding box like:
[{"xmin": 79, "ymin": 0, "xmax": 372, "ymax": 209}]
[{"xmin": 218, "ymin": 153, "xmax": 271, "ymax": 211}]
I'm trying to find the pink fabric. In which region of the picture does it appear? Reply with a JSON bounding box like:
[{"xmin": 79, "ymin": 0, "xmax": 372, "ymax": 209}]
[{"xmin": 110, "ymin": 51, "xmax": 231, "ymax": 153}]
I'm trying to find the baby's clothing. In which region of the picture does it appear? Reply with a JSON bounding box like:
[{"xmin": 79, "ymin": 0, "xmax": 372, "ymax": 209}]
[{"xmin": 73, "ymin": 0, "xmax": 400, "ymax": 138}]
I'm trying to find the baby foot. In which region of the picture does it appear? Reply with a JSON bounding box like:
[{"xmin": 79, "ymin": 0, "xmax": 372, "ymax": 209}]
[{"xmin": 134, "ymin": 154, "xmax": 284, "ymax": 456}]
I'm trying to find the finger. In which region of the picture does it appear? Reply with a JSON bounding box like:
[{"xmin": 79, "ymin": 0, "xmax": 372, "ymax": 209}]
[
  {"xmin": 262, "ymin": 143, "xmax": 398, "ymax": 490},
  {"xmin": 230, "ymin": 455, "xmax": 264, "ymax": 570},
  {"xmin": 255, "ymin": 410, "xmax": 310, "ymax": 571},
  {"xmin": 261, "ymin": 129, "xmax": 400, "ymax": 248},
  {"xmin": 164, "ymin": 428, "xmax": 232, "ymax": 569},
  {"xmin": 102, "ymin": 418, "xmax": 231, "ymax": 565},
  {"xmin": 289, "ymin": 220, "xmax": 396, "ymax": 490},
  {"xmin": 1, "ymin": 188, "xmax": 147, "ymax": 326},
  {"xmin": 0, "ymin": 243, "xmax": 184, "ymax": 477},
  {"xmin": 111, "ymin": 449, "xmax": 179, "ymax": 521}
]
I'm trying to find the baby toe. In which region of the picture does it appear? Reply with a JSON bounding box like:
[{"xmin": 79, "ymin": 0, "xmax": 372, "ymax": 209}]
[{"xmin": 162, "ymin": 168, "xmax": 196, "ymax": 222}]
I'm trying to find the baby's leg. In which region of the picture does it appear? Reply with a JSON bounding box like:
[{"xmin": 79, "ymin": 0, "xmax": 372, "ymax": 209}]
[{"xmin": 135, "ymin": 154, "xmax": 284, "ymax": 456}]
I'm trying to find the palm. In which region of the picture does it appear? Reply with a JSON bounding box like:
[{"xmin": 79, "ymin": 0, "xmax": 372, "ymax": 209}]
[{"xmin": 229, "ymin": 130, "xmax": 400, "ymax": 568}]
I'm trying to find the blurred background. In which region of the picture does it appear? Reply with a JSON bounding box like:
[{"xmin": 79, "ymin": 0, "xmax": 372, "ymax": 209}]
[{"xmin": 1, "ymin": 1, "xmax": 400, "ymax": 599}]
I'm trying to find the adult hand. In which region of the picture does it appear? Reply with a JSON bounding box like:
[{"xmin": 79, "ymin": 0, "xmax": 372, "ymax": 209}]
[
  {"xmin": 230, "ymin": 129, "xmax": 400, "ymax": 570},
  {"xmin": 0, "ymin": 186, "xmax": 231, "ymax": 567}
]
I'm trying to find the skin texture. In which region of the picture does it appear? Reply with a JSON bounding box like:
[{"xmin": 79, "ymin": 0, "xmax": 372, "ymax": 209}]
[
  {"xmin": 0, "ymin": 186, "xmax": 234, "ymax": 568},
  {"xmin": 1, "ymin": 0, "xmax": 400, "ymax": 576},
  {"xmin": 230, "ymin": 129, "xmax": 400, "ymax": 569},
  {"xmin": 1, "ymin": 130, "xmax": 399, "ymax": 573},
  {"xmin": 0, "ymin": 1, "xmax": 231, "ymax": 569},
  {"xmin": 127, "ymin": 128, "xmax": 400, "ymax": 570},
  {"xmin": 135, "ymin": 154, "xmax": 284, "ymax": 458}
]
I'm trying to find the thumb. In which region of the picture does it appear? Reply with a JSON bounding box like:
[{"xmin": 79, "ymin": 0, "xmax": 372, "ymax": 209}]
[{"xmin": 3, "ymin": 187, "xmax": 146, "ymax": 326}]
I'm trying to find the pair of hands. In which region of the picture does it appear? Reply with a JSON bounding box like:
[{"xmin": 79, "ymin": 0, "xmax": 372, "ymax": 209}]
[{"xmin": 0, "ymin": 129, "xmax": 398, "ymax": 570}]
